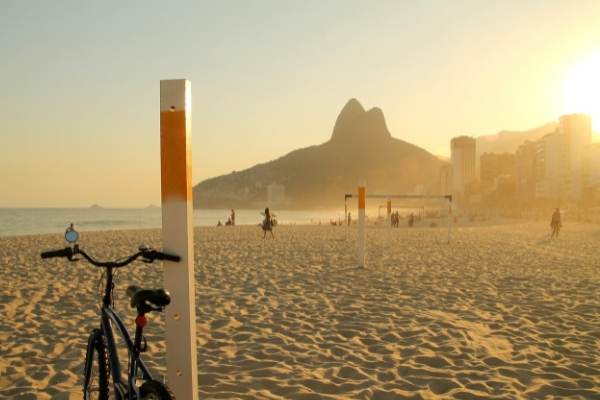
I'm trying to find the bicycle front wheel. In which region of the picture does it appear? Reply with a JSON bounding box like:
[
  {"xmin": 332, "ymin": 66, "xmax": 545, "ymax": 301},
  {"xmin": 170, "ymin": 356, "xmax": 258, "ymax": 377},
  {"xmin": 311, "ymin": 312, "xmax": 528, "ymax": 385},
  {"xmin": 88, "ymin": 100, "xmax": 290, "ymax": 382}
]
[
  {"xmin": 83, "ymin": 333, "xmax": 111, "ymax": 400},
  {"xmin": 139, "ymin": 380, "xmax": 175, "ymax": 399}
]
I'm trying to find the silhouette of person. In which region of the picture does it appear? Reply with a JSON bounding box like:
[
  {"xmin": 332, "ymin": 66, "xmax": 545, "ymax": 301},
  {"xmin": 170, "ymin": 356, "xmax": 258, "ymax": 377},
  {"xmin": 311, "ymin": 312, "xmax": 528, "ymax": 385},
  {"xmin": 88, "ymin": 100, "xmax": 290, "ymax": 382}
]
[
  {"xmin": 550, "ymin": 208, "xmax": 562, "ymax": 239},
  {"xmin": 230, "ymin": 209, "xmax": 236, "ymax": 226},
  {"xmin": 262, "ymin": 208, "xmax": 274, "ymax": 239}
]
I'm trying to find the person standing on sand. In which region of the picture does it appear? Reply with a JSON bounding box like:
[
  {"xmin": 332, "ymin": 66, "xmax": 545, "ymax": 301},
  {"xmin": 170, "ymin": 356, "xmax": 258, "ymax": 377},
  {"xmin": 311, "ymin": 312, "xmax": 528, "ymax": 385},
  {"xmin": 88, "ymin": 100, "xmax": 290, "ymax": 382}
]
[
  {"xmin": 230, "ymin": 209, "xmax": 236, "ymax": 226},
  {"xmin": 347, "ymin": 212, "xmax": 352, "ymax": 226},
  {"xmin": 550, "ymin": 208, "xmax": 562, "ymax": 239},
  {"xmin": 261, "ymin": 207, "xmax": 275, "ymax": 239}
]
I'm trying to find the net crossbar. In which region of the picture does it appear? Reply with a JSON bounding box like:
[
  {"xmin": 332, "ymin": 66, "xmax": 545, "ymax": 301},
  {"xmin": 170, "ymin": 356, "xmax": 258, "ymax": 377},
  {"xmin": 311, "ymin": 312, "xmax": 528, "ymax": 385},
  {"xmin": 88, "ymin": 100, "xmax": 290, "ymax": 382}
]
[{"xmin": 344, "ymin": 193, "xmax": 453, "ymax": 244}]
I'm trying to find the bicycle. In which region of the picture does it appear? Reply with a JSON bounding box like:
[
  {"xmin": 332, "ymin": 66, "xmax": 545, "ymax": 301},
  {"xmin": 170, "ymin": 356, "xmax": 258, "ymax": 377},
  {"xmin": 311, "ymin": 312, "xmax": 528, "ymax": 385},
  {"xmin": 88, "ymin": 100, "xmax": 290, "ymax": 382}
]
[{"xmin": 41, "ymin": 225, "xmax": 180, "ymax": 399}]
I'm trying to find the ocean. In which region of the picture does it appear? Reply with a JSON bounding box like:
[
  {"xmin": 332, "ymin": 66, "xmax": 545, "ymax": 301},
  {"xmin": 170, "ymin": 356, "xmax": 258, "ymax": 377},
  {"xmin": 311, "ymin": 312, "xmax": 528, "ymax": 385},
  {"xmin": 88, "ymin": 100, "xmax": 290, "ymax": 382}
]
[{"xmin": 0, "ymin": 208, "xmax": 345, "ymax": 237}]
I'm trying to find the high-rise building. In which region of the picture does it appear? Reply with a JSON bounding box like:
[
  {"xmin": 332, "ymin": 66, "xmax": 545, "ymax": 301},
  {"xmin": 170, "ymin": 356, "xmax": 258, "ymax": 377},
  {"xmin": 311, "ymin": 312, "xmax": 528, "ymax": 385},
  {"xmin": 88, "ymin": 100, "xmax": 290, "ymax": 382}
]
[
  {"xmin": 560, "ymin": 113, "xmax": 592, "ymax": 169},
  {"xmin": 439, "ymin": 165, "xmax": 452, "ymax": 196},
  {"xmin": 515, "ymin": 141, "xmax": 537, "ymax": 203},
  {"xmin": 480, "ymin": 153, "xmax": 515, "ymax": 193},
  {"xmin": 583, "ymin": 143, "xmax": 600, "ymax": 191},
  {"xmin": 451, "ymin": 136, "xmax": 476, "ymax": 206},
  {"xmin": 559, "ymin": 114, "xmax": 592, "ymax": 199},
  {"xmin": 535, "ymin": 132, "xmax": 568, "ymax": 199}
]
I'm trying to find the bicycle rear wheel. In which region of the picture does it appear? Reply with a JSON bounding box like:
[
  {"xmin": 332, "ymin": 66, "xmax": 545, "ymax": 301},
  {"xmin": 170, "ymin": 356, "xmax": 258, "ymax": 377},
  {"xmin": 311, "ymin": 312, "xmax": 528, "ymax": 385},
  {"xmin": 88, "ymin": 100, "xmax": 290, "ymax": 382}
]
[
  {"xmin": 83, "ymin": 332, "xmax": 111, "ymax": 400},
  {"xmin": 139, "ymin": 380, "xmax": 175, "ymax": 399}
]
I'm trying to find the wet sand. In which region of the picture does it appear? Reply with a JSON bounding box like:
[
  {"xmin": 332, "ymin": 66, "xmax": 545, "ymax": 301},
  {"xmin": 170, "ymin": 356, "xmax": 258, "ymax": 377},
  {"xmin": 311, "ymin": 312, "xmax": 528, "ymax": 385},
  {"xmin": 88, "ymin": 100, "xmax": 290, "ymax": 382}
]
[{"xmin": 1, "ymin": 222, "xmax": 600, "ymax": 399}]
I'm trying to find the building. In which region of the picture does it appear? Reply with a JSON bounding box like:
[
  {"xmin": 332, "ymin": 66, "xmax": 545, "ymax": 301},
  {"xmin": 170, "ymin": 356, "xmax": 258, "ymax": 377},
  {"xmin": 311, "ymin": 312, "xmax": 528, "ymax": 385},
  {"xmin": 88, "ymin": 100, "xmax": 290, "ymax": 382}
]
[
  {"xmin": 267, "ymin": 183, "xmax": 285, "ymax": 205},
  {"xmin": 535, "ymin": 132, "xmax": 568, "ymax": 199},
  {"xmin": 515, "ymin": 141, "xmax": 537, "ymax": 203},
  {"xmin": 559, "ymin": 114, "xmax": 592, "ymax": 199},
  {"xmin": 583, "ymin": 143, "xmax": 600, "ymax": 200},
  {"xmin": 450, "ymin": 136, "xmax": 476, "ymax": 207},
  {"xmin": 559, "ymin": 113, "xmax": 592, "ymax": 171},
  {"xmin": 439, "ymin": 165, "xmax": 452, "ymax": 196},
  {"xmin": 480, "ymin": 153, "xmax": 515, "ymax": 193}
]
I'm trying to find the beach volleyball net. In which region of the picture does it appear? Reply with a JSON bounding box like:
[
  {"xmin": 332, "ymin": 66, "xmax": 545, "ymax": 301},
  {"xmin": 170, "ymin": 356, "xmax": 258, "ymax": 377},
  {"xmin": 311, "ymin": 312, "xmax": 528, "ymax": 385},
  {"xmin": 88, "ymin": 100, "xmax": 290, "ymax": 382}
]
[{"xmin": 344, "ymin": 193, "xmax": 453, "ymax": 255}]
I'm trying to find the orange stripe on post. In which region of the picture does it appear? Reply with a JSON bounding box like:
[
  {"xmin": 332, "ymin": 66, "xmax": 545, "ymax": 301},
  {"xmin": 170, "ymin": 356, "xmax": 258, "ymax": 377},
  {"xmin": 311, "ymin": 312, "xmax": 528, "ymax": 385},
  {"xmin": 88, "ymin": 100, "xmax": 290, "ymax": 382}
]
[
  {"xmin": 358, "ymin": 187, "xmax": 366, "ymax": 209},
  {"xmin": 160, "ymin": 110, "xmax": 192, "ymax": 202}
]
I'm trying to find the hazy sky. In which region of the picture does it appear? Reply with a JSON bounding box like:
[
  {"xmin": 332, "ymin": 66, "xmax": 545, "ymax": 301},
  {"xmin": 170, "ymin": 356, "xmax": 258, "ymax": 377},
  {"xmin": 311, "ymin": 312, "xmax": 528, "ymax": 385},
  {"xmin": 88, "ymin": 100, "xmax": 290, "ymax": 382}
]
[{"xmin": 2, "ymin": 0, "xmax": 600, "ymax": 207}]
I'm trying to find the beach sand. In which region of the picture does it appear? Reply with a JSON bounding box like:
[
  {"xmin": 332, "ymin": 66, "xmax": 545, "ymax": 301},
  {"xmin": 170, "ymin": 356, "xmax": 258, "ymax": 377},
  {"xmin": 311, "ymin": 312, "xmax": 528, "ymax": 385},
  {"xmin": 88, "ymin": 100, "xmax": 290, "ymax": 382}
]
[{"xmin": 1, "ymin": 222, "xmax": 600, "ymax": 399}]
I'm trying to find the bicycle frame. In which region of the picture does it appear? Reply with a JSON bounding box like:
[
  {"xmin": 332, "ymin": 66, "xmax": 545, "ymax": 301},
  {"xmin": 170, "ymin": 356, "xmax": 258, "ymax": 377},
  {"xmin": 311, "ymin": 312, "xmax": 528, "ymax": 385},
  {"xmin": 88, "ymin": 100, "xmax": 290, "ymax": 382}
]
[
  {"xmin": 41, "ymin": 238, "xmax": 178, "ymax": 400},
  {"xmin": 83, "ymin": 266, "xmax": 155, "ymax": 400}
]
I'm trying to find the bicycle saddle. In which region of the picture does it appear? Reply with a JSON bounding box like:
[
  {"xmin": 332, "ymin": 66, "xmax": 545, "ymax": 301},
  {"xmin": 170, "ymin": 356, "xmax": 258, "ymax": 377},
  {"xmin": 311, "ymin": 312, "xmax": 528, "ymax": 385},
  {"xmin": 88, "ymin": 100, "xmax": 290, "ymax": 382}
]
[{"xmin": 126, "ymin": 286, "xmax": 171, "ymax": 310}]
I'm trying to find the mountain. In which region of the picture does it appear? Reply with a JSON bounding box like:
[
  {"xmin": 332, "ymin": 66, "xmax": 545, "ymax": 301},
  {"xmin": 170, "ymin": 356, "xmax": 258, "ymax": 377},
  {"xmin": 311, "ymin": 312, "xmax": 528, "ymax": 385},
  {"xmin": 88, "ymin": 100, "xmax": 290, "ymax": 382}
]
[
  {"xmin": 193, "ymin": 99, "xmax": 447, "ymax": 209},
  {"xmin": 475, "ymin": 122, "xmax": 558, "ymax": 158}
]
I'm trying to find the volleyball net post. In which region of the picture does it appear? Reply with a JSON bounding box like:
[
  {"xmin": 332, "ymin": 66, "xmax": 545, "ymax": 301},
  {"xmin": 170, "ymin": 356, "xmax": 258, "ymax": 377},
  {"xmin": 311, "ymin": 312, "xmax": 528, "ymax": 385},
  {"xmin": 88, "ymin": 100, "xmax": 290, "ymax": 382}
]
[
  {"xmin": 357, "ymin": 183, "xmax": 366, "ymax": 267},
  {"xmin": 447, "ymin": 197, "xmax": 453, "ymax": 244}
]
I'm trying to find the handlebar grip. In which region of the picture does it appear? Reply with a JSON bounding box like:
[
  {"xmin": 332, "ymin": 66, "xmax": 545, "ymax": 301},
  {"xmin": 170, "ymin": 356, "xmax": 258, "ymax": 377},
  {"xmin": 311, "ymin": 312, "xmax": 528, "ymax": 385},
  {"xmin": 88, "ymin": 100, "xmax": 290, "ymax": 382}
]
[
  {"xmin": 160, "ymin": 253, "xmax": 181, "ymax": 262},
  {"xmin": 41, "ymin": 247, "xmax": 73, "ymax": 259},
  {"xmin": 151, "ymin": 251, "xmax": 180, "ymax": 262}
]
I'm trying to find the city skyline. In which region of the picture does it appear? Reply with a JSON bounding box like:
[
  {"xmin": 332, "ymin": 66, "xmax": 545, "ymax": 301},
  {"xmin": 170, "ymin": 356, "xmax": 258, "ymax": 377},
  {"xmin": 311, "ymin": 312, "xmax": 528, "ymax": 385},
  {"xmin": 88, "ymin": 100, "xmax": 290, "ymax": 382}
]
[{"xmin": 2, "ymin": 1, "xmax": 600, "ymax": 207}]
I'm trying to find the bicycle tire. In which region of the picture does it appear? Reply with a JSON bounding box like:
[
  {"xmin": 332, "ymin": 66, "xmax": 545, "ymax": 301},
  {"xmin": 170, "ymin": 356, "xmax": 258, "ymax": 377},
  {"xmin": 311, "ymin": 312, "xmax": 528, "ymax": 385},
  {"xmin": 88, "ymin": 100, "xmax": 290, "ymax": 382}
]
[
  {"xmin": 139, "ymin": 379, "xmax": 176, "ymax": 399},
  {"xmin": 83, "ymin": 333, "xmax": 111, "ymax": 400}
]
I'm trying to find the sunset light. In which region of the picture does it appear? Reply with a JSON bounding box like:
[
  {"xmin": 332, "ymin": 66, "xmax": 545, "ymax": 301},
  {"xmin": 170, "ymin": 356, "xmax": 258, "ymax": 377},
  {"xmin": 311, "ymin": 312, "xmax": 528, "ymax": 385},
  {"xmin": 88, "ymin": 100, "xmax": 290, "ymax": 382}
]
[
  {"xmin": 4, "ymin": 3, "xmax": 600, "ymax": 399},
  {"xmin": 563, "ymin": 51, "xmax": 600, "ymax": 131}
]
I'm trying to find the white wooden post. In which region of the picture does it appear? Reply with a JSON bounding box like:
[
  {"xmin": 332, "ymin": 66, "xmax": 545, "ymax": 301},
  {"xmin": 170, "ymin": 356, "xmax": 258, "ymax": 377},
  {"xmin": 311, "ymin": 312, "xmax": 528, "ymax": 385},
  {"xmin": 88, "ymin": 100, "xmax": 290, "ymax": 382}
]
[
  {"xmin": 447, "ymin": 198, "xmax": 453, "ymax": 244},
  {"xmin": 357, "ymin": 184, "xmax": 366, "ymax": 267},
  {"xmin": 344, "ymin": 199, "xmax": 348, "ymax": 241},
  {"xmin": 386, "ymin": 199, "xmax": 392, "ymax": 227},
  {"xmin": 160, "ymin": 79, "xmax": 199, "ymax": 399}
]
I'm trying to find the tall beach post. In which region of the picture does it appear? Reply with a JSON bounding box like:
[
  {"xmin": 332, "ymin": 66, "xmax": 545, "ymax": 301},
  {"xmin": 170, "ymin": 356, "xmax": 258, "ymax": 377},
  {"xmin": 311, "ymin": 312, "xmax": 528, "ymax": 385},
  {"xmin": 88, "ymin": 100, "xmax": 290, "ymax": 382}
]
[
  {"xmin": 160, "ymin": 79, "xmax": 199, "ymax": 399},
  {"xmin": 357, "ymin": 183, "xmax": 366, "ymax": 267},
  {"xmin": 345, "ymin": 198, "xmax": 348, "ymax": 241},
  {"xmin": 386, "ymin": 198, "xmax": 392, "ymax": 239},
  {"xmin": 387, "ymin": 199, "xmax": 392, "ymax": 227},
  {"xmin": 447, "ymin": 196, "xmax": 452, "ymax": 244}
]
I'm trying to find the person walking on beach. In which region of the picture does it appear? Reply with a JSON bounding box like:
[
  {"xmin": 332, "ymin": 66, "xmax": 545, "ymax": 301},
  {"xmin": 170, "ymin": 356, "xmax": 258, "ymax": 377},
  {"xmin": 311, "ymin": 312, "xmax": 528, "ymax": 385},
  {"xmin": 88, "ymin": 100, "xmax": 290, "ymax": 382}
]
[
  {"xmin": 550, "ymin": 208, "xmax": 562, "ymax": 239},
  {"xmin": 261, "ymin": 207, "xmax": 275, "ymax": 239},
  {"xmin": 230, "ymin": 209, "xmax": 236, "ymax": 226}
]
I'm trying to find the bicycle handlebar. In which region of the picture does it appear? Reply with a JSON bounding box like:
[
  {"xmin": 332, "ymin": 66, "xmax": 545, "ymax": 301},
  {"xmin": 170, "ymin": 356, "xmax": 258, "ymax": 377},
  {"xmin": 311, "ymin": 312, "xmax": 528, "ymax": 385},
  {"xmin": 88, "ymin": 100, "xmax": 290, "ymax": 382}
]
[
  {"xmin": 41, "ymin": 247, "xmax": 73, "ymax": 259},
  {"xmin": 40, "ymin": 246, "xmax": 180, "ymax": 267}
]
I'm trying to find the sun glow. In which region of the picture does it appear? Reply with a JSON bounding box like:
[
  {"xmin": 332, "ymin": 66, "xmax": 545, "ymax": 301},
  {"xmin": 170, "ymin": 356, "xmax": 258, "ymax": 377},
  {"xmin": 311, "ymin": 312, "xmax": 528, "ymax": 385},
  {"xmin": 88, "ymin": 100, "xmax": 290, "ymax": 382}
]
[{"xmin": 562, "ymin": 52, "xmax": 600, "ymax": 133}]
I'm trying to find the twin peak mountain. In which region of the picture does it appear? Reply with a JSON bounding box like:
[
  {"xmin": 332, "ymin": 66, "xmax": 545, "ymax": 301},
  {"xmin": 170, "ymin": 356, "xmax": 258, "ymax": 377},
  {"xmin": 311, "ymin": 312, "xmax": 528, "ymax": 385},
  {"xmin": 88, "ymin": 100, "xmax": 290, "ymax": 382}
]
[{"xmin": 193, "ymin": 99, "xmax": 445, "ymax": 209}]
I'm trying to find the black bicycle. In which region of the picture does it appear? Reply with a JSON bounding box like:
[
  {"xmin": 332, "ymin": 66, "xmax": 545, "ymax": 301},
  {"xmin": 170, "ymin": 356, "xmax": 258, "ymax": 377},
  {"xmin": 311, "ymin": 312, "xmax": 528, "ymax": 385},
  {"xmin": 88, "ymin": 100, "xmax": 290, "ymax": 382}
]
[{"xmin": 41, "ymin": 225, "xmax": 179, "ymax": 399}]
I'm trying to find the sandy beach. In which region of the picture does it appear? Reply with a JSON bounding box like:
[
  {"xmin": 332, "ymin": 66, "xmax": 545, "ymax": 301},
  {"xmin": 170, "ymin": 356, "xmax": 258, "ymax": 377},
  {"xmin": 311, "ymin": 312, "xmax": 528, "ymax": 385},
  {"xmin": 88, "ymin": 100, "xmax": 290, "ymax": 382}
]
[{"xmin": 2, "ymin": 222, "xmax": 600, "ymax": 399}]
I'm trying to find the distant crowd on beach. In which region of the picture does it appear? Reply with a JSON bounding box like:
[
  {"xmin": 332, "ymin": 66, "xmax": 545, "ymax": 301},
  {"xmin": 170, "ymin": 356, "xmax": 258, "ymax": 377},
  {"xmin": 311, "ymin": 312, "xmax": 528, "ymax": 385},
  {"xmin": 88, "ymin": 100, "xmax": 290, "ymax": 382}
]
[
  {"xmin": 213, "ymin": 207, "xmax": 566, "ymax": 241},
  {"xmin": 216, "ymin": 209, "xmax": 237, "ymax": 227},
  {"xmin": 216, "ymin": 208, "xmax": 277, "ymax": 239}
]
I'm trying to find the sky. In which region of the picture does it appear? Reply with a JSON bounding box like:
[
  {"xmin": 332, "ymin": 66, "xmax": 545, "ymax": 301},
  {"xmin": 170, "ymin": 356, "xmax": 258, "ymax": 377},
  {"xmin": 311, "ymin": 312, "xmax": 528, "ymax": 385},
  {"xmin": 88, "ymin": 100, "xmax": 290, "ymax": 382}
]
[{"xmin": 2, "ymin": 0, "xmax": 600, "ymax": 207}]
